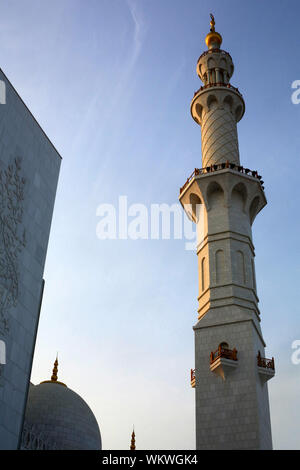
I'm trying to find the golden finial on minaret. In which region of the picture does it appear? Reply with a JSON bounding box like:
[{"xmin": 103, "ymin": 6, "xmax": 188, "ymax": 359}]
[
  {"xmin": 130, "ymin": 427, "xmax": 136, "ymax": 451},
  {"xmin": 51, "ymin": 355, "xmax": 58, "ymax": 382},
  {"xmin": 210, "ymin": 13, "xmax": 216, "ymax": 32},
  {"xmin": 205, "ymin": 13, "xmax": 222, "ymax": 49}
]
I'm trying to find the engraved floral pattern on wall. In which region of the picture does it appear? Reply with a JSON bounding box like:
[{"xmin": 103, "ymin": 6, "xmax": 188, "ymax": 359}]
[{"xmin": 0, "ymin": 158, "xmax": 26, "ymax": 334}]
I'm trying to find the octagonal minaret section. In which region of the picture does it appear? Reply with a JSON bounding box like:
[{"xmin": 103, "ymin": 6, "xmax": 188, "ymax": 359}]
[{"xmin": 191, "ymin": 15, "xmax": 245, "ymax": 168}]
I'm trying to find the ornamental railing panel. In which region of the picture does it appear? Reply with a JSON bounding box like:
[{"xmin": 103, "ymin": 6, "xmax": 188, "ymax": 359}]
[{"xmin": 210, "ymin": 346, "xmax": 238, "ymax": 365}]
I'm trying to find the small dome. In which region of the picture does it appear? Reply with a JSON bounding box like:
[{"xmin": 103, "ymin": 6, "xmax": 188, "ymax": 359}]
[
  {"xmin": 24, "ymin": 360, "xmax": 101, "ymax": 450},
  {"xmin": 205, "ymin": 31, "xmax": 222, "ymax": 49}
]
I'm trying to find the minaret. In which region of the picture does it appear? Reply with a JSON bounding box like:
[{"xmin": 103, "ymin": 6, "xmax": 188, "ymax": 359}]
[{"xmin": 180, "ymin": 15, "xmax": 275, "ymax": 450}]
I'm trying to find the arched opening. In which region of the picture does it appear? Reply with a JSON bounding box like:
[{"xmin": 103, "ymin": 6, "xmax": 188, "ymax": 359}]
[
  {"xmin": 189, "ymin": 193, "xmax": 202, "ymax": 223},
  {"xmin": 207, "ymin": 94, "xmax": 218, "ymax": 111},
  {"xmin": 207, "ymin": 181, "xmax": 224, "ymax": 208},
  {"xmin": 220, "ymin": 58, "xmax": 227, "ymax": 71},
  {"xmin": 231, "ymin": 182, "xmax": 247, "ymax": 210},
  {"xmin": 223, "ymin": 95, "xmax": 233, "ymax": 113},
  {"xmin": 195, "ymin": 103, "xmax": 203, "ymax": 122},
  {"xmin": 235, "ymin": 104, "xmax": 243, "ymax": 121},
  {"xmin": 249, "ymin": 196, "xmax": 260, "ymax": 224},
  {"xmin": 207, "ymin": 57, "xmax": 216, "ymax": 70}
]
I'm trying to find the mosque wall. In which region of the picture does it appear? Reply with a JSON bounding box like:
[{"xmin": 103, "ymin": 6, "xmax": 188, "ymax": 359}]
[{"xmin": 0, "ymin": 69, "xmax": 61, "ymax": 449}]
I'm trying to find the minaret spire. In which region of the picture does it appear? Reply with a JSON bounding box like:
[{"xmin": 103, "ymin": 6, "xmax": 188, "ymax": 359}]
[
  {"xmin": 205, "ymin": 13, "xmax": 222, "ymax": 49},
  {"xmin": 210, "ymin": 13, "xmax": 215, "ymax": 32}
]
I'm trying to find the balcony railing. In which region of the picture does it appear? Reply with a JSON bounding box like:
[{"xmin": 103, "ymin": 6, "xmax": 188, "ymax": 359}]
[
  {"xmin": 210, "ymin": 346, "xmax": 238, "ymax": 365},
  {"xmin": 191, "ymin": 368, "xmax": 196, "ymax": 388},
  {"xmin": 193, "ymin": 82, "xmax": 242, "ymax": 98},
  {"xmin": 257, "ymin": 351, "xmax": 275, "ymax": 370},
  {"xmin": 179, "ymin": 162, "xmax": 264, "ymax": 194},
  {"xmin": 197, "ymin": 48, "xmax": 233, "ymax": 62}
]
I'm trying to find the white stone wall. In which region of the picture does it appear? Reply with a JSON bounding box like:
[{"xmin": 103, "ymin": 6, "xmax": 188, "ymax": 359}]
[
  {"xmin": 194, "ymin": 318, "xmax": 272, "ymax": 449},
  {"xmin": 0, "ymin": 68, "xmax": 61, "ymax": 449}
]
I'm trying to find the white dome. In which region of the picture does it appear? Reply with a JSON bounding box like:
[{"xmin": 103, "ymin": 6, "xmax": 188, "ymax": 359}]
[{"xmin": 24, "ymin": 381, "xmax": 101, "ymax": 450}]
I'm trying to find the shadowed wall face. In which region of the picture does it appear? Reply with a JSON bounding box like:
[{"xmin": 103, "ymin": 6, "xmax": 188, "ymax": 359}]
[{"xmin": 0, "ymin": 69, "xmax": 61, "ymax": 450}]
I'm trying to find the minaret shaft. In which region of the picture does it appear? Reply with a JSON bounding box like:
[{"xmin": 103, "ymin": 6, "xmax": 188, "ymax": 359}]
[
  {"xmin": 201, "ymin": 101, "xmax": 240, "ymax": 167},
  {"xmin": 179, "ymin": 16, "xmax": 274, "ymax": 450},
  {"xmin": 191, "ymin": 50, "xmax": 245, "ymax": 168}
]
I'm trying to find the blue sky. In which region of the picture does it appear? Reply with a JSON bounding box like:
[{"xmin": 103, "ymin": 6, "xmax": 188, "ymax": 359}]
[{"xmin": 0, "ymin": 0, "xmax": 299, "ymax": 449}]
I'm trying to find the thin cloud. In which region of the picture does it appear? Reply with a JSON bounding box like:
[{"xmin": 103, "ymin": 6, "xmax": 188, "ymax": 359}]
[
  {"xmin": 72, "ymin": 0, "xmax": 147, "ymax": 167},
  {"xmin": 125, "ymin": 0, "xmax": 146, "ymax": 68}
]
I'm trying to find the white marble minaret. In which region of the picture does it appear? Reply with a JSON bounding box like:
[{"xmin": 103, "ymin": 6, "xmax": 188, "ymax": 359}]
[{"xmin": 179, "ymin": 15, "xmax": 275, "ymax": 450}]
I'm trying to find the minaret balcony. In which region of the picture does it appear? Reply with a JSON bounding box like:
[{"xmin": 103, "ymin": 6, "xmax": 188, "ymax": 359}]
[
  {"xmin": 210, "ymin": 345, "xmax": 237, "ymax": 363},
  {"xmin": 190, "ymin": 83, "xmax": 245, "ymax": 127},
  {"xmin": 210, "ymin": 346, "xmax": 238, "ymax": 380},
  {"xmin": 191, "ymin": 369, "xmax": 196, "ymax": 388},
  {"xmin": 257, "ymin": 351, "xmax": 275, "ymax": 383},
  {"xmin": 179, "ymin": 162, "xmax": 264, "ymax": 195},
  {"xmin": 193, "ymin": 82, "xmax": 242, "ymax": 98}
]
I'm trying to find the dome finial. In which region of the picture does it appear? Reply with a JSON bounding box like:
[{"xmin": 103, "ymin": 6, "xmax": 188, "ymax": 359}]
[
  {"xmin": 130, "ymin": 426, "xmax": 136, "ymax": 451},
  {"xmin": 40, "ymin": 353, "xmax": 67, "ymax": 387},
  {"xmin": 51, "ymin": 354, "xmax": 58, "ymax": 382},
  {"xmin": 205, "ymin": 13, "xmax": 222, "ymax": 49}
]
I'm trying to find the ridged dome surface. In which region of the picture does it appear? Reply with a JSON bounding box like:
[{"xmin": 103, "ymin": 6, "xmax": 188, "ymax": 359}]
[{"xmin": 24, "ymin": 382, "xmax": 101, "ymax": 450}]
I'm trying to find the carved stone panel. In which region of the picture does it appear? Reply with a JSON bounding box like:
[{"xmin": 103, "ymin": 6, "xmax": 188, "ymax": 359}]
[{"xmin": 0, "ymin": 158, "xmax": 26, "ymax": 335}]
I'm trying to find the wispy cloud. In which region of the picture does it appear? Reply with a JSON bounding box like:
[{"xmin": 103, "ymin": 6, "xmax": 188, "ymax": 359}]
[
  {"xmin": 72, "ymin": 0, "xmax": 147, "ymax": 168},
  {"xmin": 125, "ymin": 0, "xmax": 146, "ymax": 70}
]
